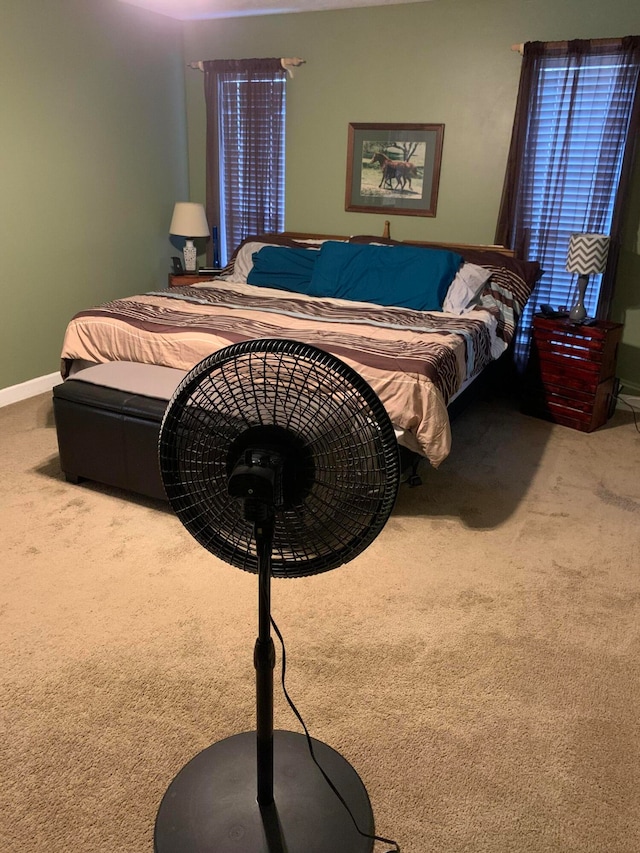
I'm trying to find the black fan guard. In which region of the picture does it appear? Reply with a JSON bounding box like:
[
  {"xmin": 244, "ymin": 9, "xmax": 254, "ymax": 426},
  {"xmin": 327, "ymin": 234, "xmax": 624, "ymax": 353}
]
[{"xmin": 158, "ymin": 338, "xmax": 400, "ymax": 578}]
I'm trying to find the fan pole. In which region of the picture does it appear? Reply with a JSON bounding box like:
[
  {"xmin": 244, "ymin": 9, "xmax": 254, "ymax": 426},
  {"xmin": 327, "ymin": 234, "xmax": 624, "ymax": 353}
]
[{"xmin": 254, "ymin": 514, "xmax": 276, "ymax": 808}]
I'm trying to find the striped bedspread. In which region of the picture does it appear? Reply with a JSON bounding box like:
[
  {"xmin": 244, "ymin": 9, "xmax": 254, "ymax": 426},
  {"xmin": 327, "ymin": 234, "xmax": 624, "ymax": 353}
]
[{"xmin": 60, "ymin": 279, "xmax": 501, "ymax": 466}]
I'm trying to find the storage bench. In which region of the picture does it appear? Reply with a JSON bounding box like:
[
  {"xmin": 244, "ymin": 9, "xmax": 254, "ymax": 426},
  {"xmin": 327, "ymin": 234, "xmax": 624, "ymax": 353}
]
[
  {"xmin": 53, "ymin": 361, "xmax": 426, "ymax": 499},
  {"xmin": 53, "ymin": 362, "xmax": 187, "ymax": 500}
]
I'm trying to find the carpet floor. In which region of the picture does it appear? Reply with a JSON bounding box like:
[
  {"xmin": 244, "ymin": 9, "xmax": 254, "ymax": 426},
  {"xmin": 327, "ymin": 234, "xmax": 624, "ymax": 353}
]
[{"xmin": 1, "ymin": 392, "xmax": 639, "ymax": 852}]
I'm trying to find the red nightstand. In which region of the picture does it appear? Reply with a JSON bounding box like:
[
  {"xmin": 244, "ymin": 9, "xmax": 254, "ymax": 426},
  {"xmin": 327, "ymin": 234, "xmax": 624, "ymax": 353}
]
[{"xmin": 523, "ymin": 315, "xmax": 623, "ymax": 432}]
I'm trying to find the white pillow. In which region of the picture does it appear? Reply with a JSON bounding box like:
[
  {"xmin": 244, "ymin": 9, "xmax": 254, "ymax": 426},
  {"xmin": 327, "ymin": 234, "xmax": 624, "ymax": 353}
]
[
  {"xmin": 228, "ymin": 238, "xmax": 329, "ymax": 282},
  {"xmin": 229, "ymin": 241, "xmax": 280, "ymax": 283},
  {"xmin": 442, "ymin": 262, "xmax": 492, "ymax": 314}
]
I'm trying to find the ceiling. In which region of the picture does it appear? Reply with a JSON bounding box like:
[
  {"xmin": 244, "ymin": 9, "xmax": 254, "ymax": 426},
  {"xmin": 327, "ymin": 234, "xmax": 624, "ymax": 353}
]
[{"xmin": 119, "ymin": 0, "xmax": 430, "ymax": 22}]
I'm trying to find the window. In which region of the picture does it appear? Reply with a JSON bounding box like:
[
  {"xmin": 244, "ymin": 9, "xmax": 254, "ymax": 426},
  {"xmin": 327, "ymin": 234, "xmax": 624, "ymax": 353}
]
[
  {"xmin": 204, "ymin": 59, "xmax": 287, "ymax": 266},
  {"xmin": 496, "ymin": 38, "xmax": 640, "ymax": 365}
]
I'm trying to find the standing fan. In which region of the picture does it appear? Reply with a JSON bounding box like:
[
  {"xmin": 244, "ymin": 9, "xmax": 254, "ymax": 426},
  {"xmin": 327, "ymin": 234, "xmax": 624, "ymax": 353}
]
[{"xmin": 155, "ymin": 339, "xmax": 400, "ymax": 853}]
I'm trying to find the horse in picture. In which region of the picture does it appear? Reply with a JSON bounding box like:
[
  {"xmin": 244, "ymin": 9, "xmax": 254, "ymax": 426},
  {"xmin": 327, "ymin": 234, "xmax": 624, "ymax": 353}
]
[{"xmin": 370, "ymin": 152, "xmax": 419, "ymax": 192}]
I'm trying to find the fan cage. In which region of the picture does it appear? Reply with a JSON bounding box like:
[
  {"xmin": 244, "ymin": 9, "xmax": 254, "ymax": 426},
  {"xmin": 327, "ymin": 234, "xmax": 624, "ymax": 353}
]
[{"xmin": 159, "ymin": 339, "xmax": 400, "ymax": 578}]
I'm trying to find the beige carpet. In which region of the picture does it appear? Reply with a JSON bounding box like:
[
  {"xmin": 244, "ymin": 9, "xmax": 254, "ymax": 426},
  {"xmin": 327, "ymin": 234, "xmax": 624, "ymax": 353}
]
[{"xmin": 1, "ymin": 391, "xmax": 639, "ymax": 853}]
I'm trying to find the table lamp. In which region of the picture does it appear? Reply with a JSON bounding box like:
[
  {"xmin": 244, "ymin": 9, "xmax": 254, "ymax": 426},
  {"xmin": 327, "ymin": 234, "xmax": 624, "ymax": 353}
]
[
  {"xmin": 565, "ymin": 233, "xmax": 610, "ymax": 322},
  {"xmin": 169, "ymin": 203, "xmax": 209, "ymax": 272}
]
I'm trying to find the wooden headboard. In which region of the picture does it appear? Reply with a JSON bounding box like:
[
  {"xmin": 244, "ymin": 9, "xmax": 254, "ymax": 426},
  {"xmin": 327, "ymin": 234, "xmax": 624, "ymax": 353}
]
[{"xmin": 283, "ymin": 220, "xmax": 515, "ymax": 258}]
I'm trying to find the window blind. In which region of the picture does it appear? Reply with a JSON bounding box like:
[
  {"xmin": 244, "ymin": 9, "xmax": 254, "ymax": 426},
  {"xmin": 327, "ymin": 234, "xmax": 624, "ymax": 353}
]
[
  {"xmin": 512, "ymin": 48, "xmax": 639, "ymax": 362},
  {"xmin": 218, "ymin": 75, "xmax": 286, "ymax": 265}
]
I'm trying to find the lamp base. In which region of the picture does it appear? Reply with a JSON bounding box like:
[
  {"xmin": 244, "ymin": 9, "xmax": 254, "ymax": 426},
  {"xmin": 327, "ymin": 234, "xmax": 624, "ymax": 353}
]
[
  {"xmin": 154, "ymin": 729, "xmax": 374, "ymax": 853},
  {"xmin": 183, "ymin": 239, "xmax": 197, "ymax": 272},
  {"xmin": 569, "ymin": 274, "xmax": 589, "ymax": 322},
  {"xmin": 569, "ymin": 304, "xmax": 587, "ymax": 322}
]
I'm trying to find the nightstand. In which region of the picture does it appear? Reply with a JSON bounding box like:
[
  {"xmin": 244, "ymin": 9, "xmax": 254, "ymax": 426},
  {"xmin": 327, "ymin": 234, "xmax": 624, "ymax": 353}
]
[
  {"xmin": 523, "ymin": 316, "xmax": 623, "ymax": 432},
  {"xmin": 168, "ymin": 273, "xmax": 220, "ymax": 288}
]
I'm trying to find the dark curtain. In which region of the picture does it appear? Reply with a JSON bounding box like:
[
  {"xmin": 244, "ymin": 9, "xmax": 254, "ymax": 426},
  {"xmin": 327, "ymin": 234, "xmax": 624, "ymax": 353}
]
[
  {"xmin": 495, "ymin": 41, "xmax": 545, "ymax": 260},
  {"xmin": 496, "ymin": 37, "xmax": 640, "ymax": 345},
  {"xmin": 204, "ymin": 58, "xmax": 286, "ymax": 265},
  {"xmin": 602, "ymin": 37, "xmax": 640, "ymax": 318}
]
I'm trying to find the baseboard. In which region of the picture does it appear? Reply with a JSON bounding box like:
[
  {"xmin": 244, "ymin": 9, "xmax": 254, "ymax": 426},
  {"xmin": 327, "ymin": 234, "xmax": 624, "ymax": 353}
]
[
  {"xmin": 0, "ymin": 372, "xmax": 60, "ymax": 408},
  {"xmin": 617, "ymin": 393, "xmax": 640, "ymax": 410}
]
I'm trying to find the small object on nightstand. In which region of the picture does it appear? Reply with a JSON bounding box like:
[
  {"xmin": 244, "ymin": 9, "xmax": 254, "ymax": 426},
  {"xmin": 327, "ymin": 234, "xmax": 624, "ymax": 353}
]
[
  {"xmin": 212, "ymin": 225, "xmax": 221, "ymax": 268},
  {"xmin": 538, "ymin": 304, "xmax": 569, "ymax": 318}
]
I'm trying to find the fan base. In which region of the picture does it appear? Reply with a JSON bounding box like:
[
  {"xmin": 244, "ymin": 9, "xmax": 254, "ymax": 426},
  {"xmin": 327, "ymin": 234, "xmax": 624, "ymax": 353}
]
[{"xmin": 154, "ymin": 729, "xmax": 374, "ymax": 853}]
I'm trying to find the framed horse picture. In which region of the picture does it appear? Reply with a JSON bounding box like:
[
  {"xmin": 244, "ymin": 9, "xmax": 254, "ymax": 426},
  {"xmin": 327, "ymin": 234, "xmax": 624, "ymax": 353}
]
[{"xmin": 345, "ymin": 122, "xmax": 445, "ymax": 217}]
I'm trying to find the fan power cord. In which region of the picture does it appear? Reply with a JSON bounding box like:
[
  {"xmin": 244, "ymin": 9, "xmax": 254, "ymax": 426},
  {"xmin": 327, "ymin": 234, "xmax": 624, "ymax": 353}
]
[{"xmin": 270, "ymin": 615, "xmax": 401, "ymax": 853}]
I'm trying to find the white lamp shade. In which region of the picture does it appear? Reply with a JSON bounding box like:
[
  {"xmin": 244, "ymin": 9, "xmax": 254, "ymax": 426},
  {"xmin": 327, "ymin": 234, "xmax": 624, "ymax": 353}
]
[
  {"xmin": 169, "ymin": 202, "xmax": 209, "ymax": 238},
  {"xmin": 566, "ymin": 233, "xmax": 610, "ymax": 275}
]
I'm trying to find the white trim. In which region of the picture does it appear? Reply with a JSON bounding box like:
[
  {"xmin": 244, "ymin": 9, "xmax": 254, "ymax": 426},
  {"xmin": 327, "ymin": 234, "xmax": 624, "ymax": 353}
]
[
  {"xmin": 617, "ymin": 393, "xmax": 640, "ymax": 410},
  {"xmin": 0, "ymin": 372, "xmax": 60, "ymax": 408}
]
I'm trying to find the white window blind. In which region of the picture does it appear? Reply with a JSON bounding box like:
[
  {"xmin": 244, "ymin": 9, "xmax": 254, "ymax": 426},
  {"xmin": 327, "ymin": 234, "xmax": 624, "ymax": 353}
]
[
  {"xmin": 218, "ymin": 76, "xmax": 286, "ymax": 265},
  {"xmin": 515, "ymin": 50, "xmax": 638, "ymax": 359}
]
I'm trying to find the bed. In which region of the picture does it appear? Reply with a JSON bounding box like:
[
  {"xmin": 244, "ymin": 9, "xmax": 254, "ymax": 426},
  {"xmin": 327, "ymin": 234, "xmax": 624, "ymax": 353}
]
[{"xmin": 54, "ymin": 230, "xmax": 540, "ymax": 497}]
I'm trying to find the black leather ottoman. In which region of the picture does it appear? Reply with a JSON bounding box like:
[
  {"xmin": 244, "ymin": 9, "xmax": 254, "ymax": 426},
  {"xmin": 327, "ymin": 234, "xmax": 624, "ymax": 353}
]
[{"xmin": 53, "ymin": 362, "xmax": 187, "ymax": 500}]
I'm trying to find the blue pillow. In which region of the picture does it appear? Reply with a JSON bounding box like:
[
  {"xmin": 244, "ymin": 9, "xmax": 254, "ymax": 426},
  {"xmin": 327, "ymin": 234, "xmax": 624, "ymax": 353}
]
[
  {"xmin": 308, "ymin": 241, "xmax": 462, "ymax": 311},
  {"xmin": 246, "ymin": 246, "xmax": 318, "ymax": 294}
]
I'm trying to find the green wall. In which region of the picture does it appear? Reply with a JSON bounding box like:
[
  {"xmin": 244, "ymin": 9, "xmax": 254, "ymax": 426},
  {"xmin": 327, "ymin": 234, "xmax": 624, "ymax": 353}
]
[
  {"xmin": 1, "ymin": 0, "xmax": 188, "ymax": 389},
  {"xmin": 611, "ymin": 153, "xmax": 640, "ymax": 396},
  {"xmin": 3, "ymin": 0, "xmax": 638, "ymax": 395},
  {"xmin": 182, "ymin": 0, "xmax": 640, "ymax": 394}
]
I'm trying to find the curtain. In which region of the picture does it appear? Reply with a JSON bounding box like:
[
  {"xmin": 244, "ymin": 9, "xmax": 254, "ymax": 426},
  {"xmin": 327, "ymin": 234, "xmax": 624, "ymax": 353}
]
[
  {"xmin": 204, "ymin": 58, "xmax": 287, "ymax": 266},
  {"xmin": 496, "ymin": 37, "xmax": 640, "ymax": 365}
]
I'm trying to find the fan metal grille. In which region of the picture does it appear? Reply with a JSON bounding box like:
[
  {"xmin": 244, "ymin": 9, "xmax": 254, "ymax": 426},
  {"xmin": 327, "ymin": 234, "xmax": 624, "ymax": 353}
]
[{"xmin": 159, "ymin": 339, "xmax": 400, "ymax": 578}]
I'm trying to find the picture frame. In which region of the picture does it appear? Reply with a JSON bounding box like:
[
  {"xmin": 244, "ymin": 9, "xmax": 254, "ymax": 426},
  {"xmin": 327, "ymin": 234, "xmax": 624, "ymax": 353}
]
[{"xmin": 345, "ymin": 122, "xmax": 445, "ymax": 217}]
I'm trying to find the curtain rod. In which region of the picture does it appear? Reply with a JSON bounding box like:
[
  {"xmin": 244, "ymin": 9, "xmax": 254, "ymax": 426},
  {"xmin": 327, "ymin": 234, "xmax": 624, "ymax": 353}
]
[
  {"xmin": 511, "ymin": 36, "xmax": 629, "ymax": 56},
  {"xmin": 187, "ymin": 57, "xmax": 306, "ymax": 78}
]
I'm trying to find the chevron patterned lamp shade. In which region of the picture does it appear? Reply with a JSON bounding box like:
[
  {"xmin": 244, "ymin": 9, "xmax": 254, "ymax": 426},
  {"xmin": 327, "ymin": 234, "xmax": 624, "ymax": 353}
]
[
  {"xmin": 566, "ymin": 233, "xmax": 610, "ymax": 275},
  {"xmin": 565, "ymin": 233, "xmax": 610, "ymax": 322}
]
